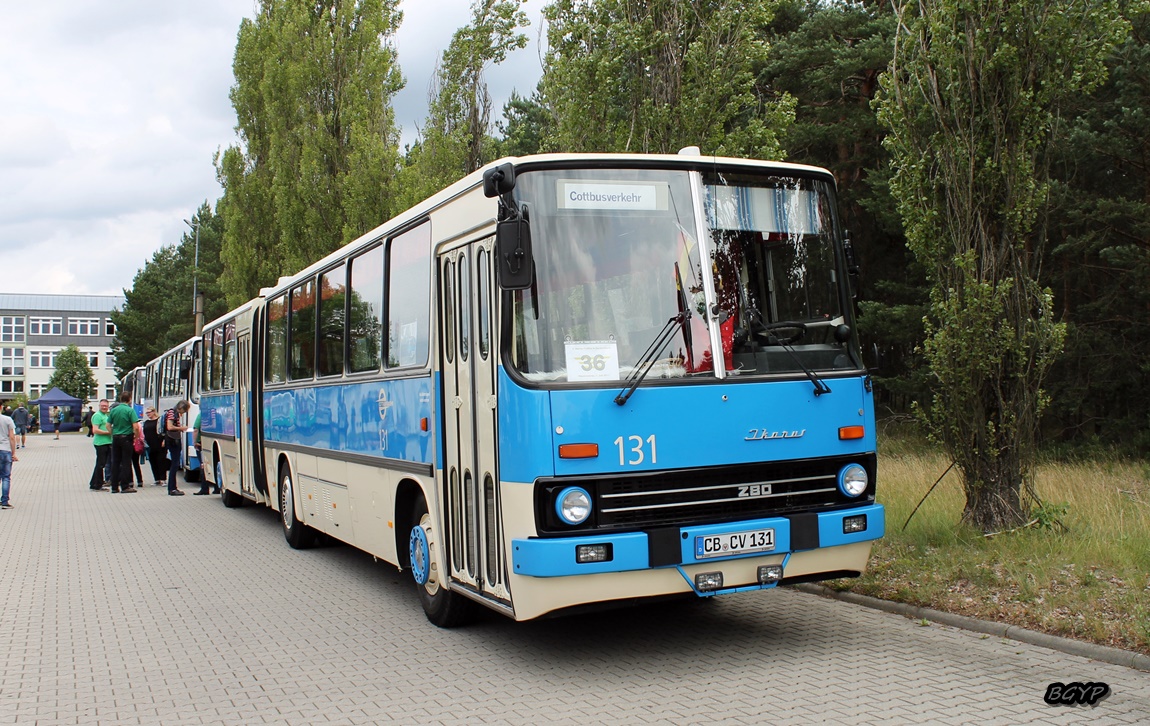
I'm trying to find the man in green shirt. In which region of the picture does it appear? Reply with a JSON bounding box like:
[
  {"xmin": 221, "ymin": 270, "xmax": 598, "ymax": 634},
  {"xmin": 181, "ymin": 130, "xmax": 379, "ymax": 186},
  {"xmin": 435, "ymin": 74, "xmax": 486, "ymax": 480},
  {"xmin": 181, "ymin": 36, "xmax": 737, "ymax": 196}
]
[
  {"xmin": 88, "ymin": 400, "xmax": 112, "ymax": 491},
  {"xmin": 107, "ymin": 392, "xmax": 142, "ymax": 493}
]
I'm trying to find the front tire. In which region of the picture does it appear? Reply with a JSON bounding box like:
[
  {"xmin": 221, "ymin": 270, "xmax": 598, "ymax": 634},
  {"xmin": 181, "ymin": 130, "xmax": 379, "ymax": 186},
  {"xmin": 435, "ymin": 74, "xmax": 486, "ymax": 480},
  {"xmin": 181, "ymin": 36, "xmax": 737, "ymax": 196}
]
[
  {"xmin": 409, "ymin": 495, "xmax": 475, "ymax": 627},
  {"xmin": 280, "ymin": 465, "xmax": 316, "ymax": 549}
]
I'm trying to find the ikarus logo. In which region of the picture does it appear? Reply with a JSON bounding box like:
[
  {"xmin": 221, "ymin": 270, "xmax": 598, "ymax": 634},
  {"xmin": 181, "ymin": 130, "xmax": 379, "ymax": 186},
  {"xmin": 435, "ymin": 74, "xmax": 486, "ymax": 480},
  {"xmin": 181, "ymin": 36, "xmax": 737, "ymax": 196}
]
[{"xmin": 745, "ymin": 429, "xmax": 806, "ymax": 441}]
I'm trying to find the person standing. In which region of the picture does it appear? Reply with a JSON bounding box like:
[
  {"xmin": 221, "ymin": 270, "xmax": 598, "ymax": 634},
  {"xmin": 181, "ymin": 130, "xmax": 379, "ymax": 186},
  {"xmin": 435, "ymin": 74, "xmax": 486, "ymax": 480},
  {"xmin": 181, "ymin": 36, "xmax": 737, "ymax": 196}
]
[
  {"xmin": 88, "ymin": 399, "xmax": 112, "ymax": 491},
  {"xmin": 0, "ymin": 407, "xmax": 17, "ymax": 509},
  {"xmin": 11, "ymin": 404, "xmax": 29, "ymax": 449},
  {"xmin": 82, "ymin": 405, "xmax": 94, "ymax": 437},
  {"xmin": 162, "ymin": 401, "xmax": 190, "ymax": 496},
  {"xmin": 50, "ymin": 406, "xmax": 61, "ymax": 440},
  {"xmin": 141, "ymin": 407, "xmax": 168, "ymax": 486},
  {"xmin": 107, "ymin": 392, "xmax": 141, "ymax": 494},
  {"xmin": 192, "ymin": 411, "xmax": 218, "ymax": 495}
]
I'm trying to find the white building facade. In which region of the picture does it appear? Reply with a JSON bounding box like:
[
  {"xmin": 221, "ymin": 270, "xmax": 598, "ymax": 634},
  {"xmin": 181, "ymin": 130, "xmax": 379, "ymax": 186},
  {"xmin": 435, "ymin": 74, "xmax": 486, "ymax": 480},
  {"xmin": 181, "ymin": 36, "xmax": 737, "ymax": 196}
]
[{"xmin": 0, "ymin": 293, "xmax": 125, "ymax": 404}]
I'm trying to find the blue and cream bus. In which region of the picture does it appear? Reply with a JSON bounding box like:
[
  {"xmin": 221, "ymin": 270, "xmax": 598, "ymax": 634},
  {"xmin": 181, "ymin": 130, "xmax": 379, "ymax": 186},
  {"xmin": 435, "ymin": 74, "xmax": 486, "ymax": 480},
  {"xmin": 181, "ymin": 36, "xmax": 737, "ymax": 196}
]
[
  {"xmin": 197, "ymin": 151, "xmax": 884, "ymax": 626},
  {"xmin": 129, "ymin": 337, "xmax": 203, "ymax": 481}
]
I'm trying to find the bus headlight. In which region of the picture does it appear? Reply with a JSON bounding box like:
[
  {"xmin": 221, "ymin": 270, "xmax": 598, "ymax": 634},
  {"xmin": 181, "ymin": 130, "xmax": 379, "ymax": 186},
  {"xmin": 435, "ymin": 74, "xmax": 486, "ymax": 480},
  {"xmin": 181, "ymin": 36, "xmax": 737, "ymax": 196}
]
[
  {"xmin": 555, "ymin": 486, "xmax": 592, "ymax": 525},
  {"xmin": 838, "ymin": 464, "xmax": 869, "ymax": 498}
]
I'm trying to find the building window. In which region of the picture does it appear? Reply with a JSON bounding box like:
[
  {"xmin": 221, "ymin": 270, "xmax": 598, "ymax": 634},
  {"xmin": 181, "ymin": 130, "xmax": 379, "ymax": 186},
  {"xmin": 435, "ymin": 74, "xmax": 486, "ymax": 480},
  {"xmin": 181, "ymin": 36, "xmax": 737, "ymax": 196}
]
[
  {"xmin": 105, "ymin": 385, "xmax": 116, "ymax": 399},
  {"xmin": 105, "ymin": 319, "xmax": 117, "ymax": 336},
  {"xmin": 68, "ymin": 318, "xmax": 101, "ymax": 336},
  {"xmin": 27, "ymin": 384, "xmax": 46, "ymax": 399},
  {"xmin": 1, "ymin": 348, "xmax": 24, "ymax": 376},
  {"xmin": 82, "ymin": 350, "xmax": 100, "ymax": 367},
  {"xmin": 29, "ymin": 317, "xmax": 62, "ymax": 336},
  {"xmin": 29, "ymin": 350, "xmax": 58, "ymax": 368},
  {"xmin": 106, "ymin": 352, "xmax": 115, "ymax": 368},
  {"xmin": 0, "ymin": 380, "xmax": 25, "ymax": 394},
  {"xmin": 1, "ymin": 316, "xmax": 25, "ymax": 342}
]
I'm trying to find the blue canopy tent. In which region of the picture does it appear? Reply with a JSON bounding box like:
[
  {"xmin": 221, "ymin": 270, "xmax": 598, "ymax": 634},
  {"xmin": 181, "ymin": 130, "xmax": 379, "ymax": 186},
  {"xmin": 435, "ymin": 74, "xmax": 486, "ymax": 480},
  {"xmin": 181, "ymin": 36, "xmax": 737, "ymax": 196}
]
[{"xmin": 29, "ymin": 387, "xmax": 84, "ymax": 433}]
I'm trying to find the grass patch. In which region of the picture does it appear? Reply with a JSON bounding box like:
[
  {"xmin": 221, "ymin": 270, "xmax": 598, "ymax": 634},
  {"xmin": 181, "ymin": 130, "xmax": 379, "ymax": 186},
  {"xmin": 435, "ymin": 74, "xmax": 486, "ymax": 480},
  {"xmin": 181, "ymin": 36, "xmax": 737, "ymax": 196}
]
[{"xmin": 828, "ymin": 442, "xmax": 1150, "ymax": 655}]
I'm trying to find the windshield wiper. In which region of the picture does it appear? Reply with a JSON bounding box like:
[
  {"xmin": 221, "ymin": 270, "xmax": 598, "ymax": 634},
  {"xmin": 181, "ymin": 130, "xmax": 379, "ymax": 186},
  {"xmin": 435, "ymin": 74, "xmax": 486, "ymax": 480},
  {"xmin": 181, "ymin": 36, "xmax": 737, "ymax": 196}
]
[
  {"xmin": 759, "ymin": 325, "xmax": 832, "ymax": 397},
  {"xmin": 615, "ymin": 311, "xmax": 689, "ymax": 406},
  {"xmin": 743, "ymin": 308, "xmax": 832, "ymax": 396}
]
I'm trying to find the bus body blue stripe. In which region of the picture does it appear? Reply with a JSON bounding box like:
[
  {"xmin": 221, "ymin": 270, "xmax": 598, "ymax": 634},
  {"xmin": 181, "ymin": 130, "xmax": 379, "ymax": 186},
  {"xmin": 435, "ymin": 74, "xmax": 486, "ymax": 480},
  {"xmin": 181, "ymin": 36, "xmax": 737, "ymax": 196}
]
[
  {"xmin": 257, "ymin": 377, "xmax": 434, "ymax": 464},
  {"xmin": 497, "ymin": 367, "xmax": 556, "ymax": 481},
  {"xmin": 547, "ymin": 376, "xmax": 874, "ymax": 475}
]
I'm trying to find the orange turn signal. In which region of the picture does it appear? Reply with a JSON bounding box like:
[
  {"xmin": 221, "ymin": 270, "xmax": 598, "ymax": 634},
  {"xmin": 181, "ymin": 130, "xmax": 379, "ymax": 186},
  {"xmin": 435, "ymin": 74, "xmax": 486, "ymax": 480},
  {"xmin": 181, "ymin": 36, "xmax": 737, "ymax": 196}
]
[
  {"xmin": 420, "ymin": 417, "xmax": 429, "ymax": 432},
  {"xmin": 839, "ymin": 426, "xmax": 865, "ymax": 440},
  {"xmin": 558, "ymin": 443, "xmax": 599, "ymax": 459}
]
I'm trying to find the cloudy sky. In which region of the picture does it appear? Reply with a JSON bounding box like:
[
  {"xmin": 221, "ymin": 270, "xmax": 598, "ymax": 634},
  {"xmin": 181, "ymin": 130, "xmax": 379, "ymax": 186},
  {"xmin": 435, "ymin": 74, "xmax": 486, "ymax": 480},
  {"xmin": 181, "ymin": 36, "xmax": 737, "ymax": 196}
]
[{"xmin": 0, "ymin": 0, "xmax": 545, "ymax": 298}]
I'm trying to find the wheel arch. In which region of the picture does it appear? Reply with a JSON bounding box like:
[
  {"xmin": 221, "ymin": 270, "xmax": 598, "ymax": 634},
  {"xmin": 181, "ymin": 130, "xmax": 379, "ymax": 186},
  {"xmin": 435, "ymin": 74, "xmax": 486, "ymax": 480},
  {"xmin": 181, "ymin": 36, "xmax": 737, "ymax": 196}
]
[{"xmin": 394, "ymin": 476, "xmax": 432, "ymax": 570}]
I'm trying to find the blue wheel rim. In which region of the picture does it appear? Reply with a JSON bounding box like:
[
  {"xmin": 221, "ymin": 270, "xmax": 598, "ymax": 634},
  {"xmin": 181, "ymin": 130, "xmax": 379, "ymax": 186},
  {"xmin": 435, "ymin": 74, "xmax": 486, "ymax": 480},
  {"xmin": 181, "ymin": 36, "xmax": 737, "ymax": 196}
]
[{"xmin": 409, "ymin": 525, "xmax": 430, "ymax": 585}]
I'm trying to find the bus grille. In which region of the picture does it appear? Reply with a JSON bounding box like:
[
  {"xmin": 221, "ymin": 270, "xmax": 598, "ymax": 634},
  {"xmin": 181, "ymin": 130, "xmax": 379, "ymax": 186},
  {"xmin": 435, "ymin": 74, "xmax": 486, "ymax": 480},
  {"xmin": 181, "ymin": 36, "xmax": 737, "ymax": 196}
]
[{"xmin": 536, "ymin": 454, "xmax": 875, "ymax": 534}]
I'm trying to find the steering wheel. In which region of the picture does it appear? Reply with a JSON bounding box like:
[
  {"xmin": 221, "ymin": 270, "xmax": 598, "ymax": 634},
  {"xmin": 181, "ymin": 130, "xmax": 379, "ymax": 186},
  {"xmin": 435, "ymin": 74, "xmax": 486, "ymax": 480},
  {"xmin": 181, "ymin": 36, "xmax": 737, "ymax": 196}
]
[{"xmin": 755, "ymin": 321, "xmax": 807, "ymax": 346}]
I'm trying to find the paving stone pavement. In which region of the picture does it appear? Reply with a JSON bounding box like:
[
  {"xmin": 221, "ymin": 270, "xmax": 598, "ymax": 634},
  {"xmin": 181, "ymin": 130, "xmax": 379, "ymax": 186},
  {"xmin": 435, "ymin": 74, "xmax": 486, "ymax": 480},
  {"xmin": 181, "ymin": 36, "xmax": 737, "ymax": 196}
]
[{"xmin": 1, "ymin": 433, "xmax": 1148, "ymax": 725}]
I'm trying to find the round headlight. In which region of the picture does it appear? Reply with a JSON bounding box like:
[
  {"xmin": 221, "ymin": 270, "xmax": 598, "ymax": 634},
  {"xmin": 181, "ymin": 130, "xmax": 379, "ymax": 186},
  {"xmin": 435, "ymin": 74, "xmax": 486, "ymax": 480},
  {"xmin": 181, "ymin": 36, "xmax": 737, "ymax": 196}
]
[
  {"xmin": 555, "ymin": 486, "xmax": 592, "ymax": 525},
  {"xmin": 838, "ymin": 464, "xmax": 869, "ymax": 497}
]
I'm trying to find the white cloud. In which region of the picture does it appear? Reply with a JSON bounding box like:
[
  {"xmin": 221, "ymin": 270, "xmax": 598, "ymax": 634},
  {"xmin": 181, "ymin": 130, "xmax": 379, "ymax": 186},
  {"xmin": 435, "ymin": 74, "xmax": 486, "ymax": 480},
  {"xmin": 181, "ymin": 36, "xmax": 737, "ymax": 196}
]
[{"xmin": 0, "ymin": 0, "xmax": 544, "ymax": 297}]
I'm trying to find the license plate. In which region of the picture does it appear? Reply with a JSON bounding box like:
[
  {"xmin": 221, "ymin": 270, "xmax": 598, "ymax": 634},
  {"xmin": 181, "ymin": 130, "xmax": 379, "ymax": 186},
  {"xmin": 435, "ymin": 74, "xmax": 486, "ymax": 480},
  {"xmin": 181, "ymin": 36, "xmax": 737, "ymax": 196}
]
[{"xmin": 695, "ymin": 527, "xmax": 776, "ymax": 559}]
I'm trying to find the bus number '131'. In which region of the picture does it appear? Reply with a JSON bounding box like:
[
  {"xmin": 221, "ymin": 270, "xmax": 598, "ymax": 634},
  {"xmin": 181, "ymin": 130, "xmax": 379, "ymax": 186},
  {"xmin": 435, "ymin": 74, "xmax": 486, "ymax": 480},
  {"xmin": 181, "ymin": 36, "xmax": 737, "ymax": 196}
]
[{"xmin": 615, "ymin": 435, "xmax": 656, "ymax": 466}]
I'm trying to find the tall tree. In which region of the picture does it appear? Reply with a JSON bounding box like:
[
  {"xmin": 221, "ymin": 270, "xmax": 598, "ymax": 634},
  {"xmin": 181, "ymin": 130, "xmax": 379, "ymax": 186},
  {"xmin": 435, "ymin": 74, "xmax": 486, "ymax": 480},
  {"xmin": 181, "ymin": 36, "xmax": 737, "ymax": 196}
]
[
  {"xmin": 542, "ymin": 0, "xmax": 794, "ymax": 157},
  {"xmin": 1043, "ymin": 6, "xmax": 1150, "ymax": 449},
  {"xmin": 47, "ymin": 345, "xmax": 97, "ymax": 404},
  {"xmin": 875, "ymin": 0, "xmax": 1130, "ymax": 531},
  {"xmin": 217, "ymin": 0, "xmax": 405, "ymax": 305},
  {"xmin": 762, "ymin": 0, "xmax": 927, "ymax": 411},
  {"xmin": 400, "ymin": 0, "xmax": 528, "ymax": 206},
  {"xmin": 495, "ymin": 86, "xmax": 552, "ymax": 157},
  {"xmin": 111, "ymin": 204, "xmax": 229, "ymax": 376}
]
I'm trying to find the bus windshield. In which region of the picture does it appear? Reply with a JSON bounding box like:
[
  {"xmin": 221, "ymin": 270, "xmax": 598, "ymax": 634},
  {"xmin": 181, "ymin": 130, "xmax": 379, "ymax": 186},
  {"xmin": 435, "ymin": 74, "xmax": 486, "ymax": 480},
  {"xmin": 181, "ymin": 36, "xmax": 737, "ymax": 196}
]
[{"xmin": 508, "ymin": 167, "xmax": 858, "ymax": 384}]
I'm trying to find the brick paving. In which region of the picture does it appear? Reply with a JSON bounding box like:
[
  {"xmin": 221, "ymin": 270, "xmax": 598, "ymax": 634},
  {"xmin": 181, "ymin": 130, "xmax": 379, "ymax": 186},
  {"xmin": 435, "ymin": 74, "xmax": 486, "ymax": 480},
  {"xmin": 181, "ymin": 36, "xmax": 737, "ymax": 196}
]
[{"xmin": 1, "ymin": 433, "xmax": 1148, "ymax": 725}]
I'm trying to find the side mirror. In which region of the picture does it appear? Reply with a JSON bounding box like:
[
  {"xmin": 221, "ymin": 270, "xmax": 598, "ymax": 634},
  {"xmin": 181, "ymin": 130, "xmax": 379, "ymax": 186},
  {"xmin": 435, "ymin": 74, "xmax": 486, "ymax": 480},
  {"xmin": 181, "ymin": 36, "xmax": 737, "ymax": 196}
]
[
  {"xmin": 496, "ymin": 217, "xmax": 533, "ymax": 290},
  {"xmin": 483, "ymin": 163, "xmax": 516, "ymax": 198}
]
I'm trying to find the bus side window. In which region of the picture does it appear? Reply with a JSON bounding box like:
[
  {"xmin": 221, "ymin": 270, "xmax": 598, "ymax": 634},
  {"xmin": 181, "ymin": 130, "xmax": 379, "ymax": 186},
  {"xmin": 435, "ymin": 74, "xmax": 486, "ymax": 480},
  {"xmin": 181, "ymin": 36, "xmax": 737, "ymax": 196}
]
[
  {"xmin": 317, "ymin": 264, "xmax": 347, "ymax": 376},
  {"xmin": 387, "ymin": 223, "xmax": 431, "ymax": 368},
  {"xmin": 266, "ymin": 295, "xmax": 288, "ymax": 384},
  {"xmin": 348, "ymin": 245, "xmax": 384, "ymax": 373},
  {"xmin": 290, "ymin": 279, "xmax": 316, "ymax": 380}
]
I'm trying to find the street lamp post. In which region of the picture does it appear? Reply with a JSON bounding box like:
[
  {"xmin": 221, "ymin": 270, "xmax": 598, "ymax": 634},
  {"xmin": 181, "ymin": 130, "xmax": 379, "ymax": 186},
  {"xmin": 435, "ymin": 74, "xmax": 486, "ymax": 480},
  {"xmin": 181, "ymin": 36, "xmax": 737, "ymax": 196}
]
[{"xmin": 183, "ymin": 218, "xmax": 203, "ymax": 334}]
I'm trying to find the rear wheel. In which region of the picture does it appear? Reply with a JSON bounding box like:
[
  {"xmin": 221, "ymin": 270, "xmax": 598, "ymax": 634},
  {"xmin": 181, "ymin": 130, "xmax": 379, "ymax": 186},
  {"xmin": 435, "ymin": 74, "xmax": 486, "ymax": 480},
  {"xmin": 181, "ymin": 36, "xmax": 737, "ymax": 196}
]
[
  {"xmin": 409, "ymin": 494, "xmax": 475, "ymax": 627},
  {"xmin": 218, "ymin": 458, "xmax": 243, "ymax": 508},
  {"xmin": 280, "ymin": 465, "xmax": 316, "ymax": 549}
]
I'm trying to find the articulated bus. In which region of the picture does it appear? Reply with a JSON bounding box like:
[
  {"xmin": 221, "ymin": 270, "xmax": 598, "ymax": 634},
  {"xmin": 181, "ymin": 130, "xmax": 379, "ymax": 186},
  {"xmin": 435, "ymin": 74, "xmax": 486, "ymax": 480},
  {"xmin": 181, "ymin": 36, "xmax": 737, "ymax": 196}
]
[
  {"xmin": 197, "ymin": 151, "xmax": 885, "ymax": 626},
  {"xmin": 121, "ymin": 338, "xmax": 204, "ymax": 481}
]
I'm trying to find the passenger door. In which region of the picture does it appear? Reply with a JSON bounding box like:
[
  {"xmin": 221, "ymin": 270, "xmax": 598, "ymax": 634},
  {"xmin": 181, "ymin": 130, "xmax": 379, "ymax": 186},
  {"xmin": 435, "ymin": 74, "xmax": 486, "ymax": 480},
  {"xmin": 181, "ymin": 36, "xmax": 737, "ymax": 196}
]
[{"xmin": 439, "ymin": 237, "xmax": 508, "ymax": 603}]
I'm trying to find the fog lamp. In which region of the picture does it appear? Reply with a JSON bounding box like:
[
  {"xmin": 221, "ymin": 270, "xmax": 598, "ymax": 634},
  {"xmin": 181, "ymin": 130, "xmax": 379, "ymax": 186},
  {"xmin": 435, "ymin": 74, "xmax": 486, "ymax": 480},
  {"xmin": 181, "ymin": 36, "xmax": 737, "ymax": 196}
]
[
  {"xmin": 695, "ymin": 571, "xmax": 724, "ymax": 592},
  {"xmin": 843, "ymin": 515, "xmax": 868, "ymax": 534},
  {"xmin": 758, "ymin": 565, "xmax": 783, "ymax": 584},
  {"xmin": 576, "ymin": 544, "xmax": 611, "ymax": 563}
]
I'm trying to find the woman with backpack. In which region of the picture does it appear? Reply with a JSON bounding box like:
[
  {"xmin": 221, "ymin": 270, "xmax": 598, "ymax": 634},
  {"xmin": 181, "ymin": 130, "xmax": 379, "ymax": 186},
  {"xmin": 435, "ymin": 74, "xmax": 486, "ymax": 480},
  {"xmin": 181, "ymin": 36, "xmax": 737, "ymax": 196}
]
[{"xmin": 142, "ymin": 407, "xmax": 169, "ymax": 486}]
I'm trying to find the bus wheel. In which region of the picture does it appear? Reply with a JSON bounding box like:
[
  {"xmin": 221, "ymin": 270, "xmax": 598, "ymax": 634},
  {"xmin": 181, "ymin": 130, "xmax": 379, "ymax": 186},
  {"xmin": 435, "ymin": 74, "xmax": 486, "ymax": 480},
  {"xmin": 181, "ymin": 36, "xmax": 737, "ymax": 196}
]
[
  {"xmin": 219, "ymin": 460, "xmax": 243, "ymax": 509},
  {"xmin": 280, "ymin": 465, "xmax": 316, "ymax": 549},
  {"xmin": 409, "ymin": 496, "xmax": 475, "ymax": 627}
]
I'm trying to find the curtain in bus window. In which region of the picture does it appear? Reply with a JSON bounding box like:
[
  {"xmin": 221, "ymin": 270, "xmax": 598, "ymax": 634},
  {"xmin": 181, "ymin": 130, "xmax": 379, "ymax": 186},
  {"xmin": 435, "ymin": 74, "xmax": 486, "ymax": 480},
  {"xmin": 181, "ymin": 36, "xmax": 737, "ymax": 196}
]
[
  {"xmin": 290, "ymin": 280, "xmax": 317, "ymax": 379},
  {"xmin": 266, "ymin": 296, "xmax": 288, "ymax": 383},
  {"xmin": 223, "ymin": 322, "xmax": 236, "ymax": 389},
  {"xmin": 348, "ymin": 245, "xmax": 383, "ymax": 372},
  {"xmin": 387, "ymin": 224, "xmax": 431, "ymax": 368},
  {"xmin": 317, "ymin": 264, "xmax": 347, "ymax": 377},
  {"xmin": 210, "ymin": 327, "xmax": 223, "ymax": 391}
]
